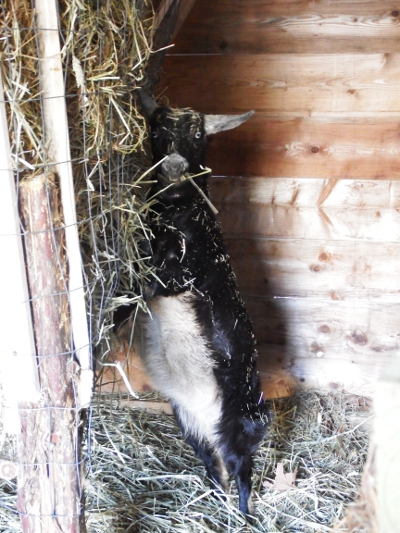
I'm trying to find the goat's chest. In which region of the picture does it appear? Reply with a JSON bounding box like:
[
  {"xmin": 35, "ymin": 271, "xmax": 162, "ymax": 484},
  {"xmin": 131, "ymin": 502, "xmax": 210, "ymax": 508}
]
[{"xmin": 139, "ymin": 292, "xmax": 222, "ymax": 440}]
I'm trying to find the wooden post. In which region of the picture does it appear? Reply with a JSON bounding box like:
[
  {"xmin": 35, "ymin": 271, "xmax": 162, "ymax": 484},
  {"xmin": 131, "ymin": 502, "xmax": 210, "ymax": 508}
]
[
  {"xmin": 18, "ymin": 173, "xmax": 85, "ymax": 533},
  {"xmin": 0, "ymin": 69, "xmax": 39, "ymax": 432},
  {"xmin": 374, "ymin": 354, "xmax": 400, "ymax": 533},
  {"xmin": 145, "ymin": 0, "xmax": 197, "ymax": 90},
  {"xmin": 35, "ymin": 0, "xmax": 92, "ymax": 408}
]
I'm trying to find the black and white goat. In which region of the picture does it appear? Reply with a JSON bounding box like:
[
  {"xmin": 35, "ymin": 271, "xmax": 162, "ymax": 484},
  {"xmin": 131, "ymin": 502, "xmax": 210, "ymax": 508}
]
[{"xmin": 138, "ymin": 90, "xmax": 270, "ymax": 515}]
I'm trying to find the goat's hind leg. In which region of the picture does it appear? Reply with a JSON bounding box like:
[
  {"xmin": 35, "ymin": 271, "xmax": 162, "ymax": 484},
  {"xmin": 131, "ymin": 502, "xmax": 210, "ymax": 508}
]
[
  {"xmin": 225, "ymin": 453, "xmax": 253, "ymax": 515},
  {"xmin": 172, "ymin": 405, "xmax": 228, "ymax": 497},
  {"xmin": 185, "ymin": 433, "xmax": 229, "ymax": 498}
]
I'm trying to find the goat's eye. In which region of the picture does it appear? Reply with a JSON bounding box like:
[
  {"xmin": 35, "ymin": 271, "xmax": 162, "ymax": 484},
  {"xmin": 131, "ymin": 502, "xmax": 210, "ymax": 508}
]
[
  {"xmin": 152, "ymin": 131, "xmax": 158, "ymax": 138},
  {"xmin": 194, "ymin": 131, "xmax": 202, "ymax": 139}
]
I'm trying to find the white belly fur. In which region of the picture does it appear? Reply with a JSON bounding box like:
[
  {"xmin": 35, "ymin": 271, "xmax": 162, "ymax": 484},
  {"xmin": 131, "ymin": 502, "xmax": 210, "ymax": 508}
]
[{"xmin": 138, "ymin": 292, "xmax": 222, "ymax": 445}]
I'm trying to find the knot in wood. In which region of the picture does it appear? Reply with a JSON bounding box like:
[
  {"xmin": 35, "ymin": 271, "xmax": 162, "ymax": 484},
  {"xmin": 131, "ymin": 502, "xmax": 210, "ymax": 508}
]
[
  {"xmin": 318, "ymin": 251, "xmax": 330, "ymax": 262},
  {"xmin": 350, "ymin": 329, "xmax": 367, "ymax": 346},
  {"xmin": 310, "ymin": 263, "xmax": 325, "ymax": 273},
  {"xmin": 319, "ymin": 325, "xmax": 330, "ymax": 334}
]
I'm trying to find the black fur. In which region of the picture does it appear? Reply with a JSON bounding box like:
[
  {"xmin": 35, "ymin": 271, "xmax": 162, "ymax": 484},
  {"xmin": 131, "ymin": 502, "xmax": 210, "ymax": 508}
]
[{"xmin": 141, "ymin": 96, "xmax": 270, "ymax": 515}]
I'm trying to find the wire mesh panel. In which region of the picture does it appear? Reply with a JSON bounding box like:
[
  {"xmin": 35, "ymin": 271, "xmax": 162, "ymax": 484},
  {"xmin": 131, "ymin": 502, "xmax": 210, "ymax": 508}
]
[{"xmin": 0, "ymin": 0, "xmax": 154, "ymax": 530}]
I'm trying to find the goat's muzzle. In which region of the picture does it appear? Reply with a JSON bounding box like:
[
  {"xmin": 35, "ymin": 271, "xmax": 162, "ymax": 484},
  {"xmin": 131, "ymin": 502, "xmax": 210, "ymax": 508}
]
[{"xmin": 161, "ymin": 153, "xmax": 189, "ymax": 182}]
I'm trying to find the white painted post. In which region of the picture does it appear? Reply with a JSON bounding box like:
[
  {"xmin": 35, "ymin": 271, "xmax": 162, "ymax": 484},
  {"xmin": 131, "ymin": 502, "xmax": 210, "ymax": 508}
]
[
  {"xmin": 0, "ymin": 70, "xmax": 39, "ymax": 434},
  {"xmin": 374, "ymin": 354, "xmax": 400, "ymax": 533},
  {"xmin": 35, "ymin": 0, "xmax": 92, "ymax": 407}
]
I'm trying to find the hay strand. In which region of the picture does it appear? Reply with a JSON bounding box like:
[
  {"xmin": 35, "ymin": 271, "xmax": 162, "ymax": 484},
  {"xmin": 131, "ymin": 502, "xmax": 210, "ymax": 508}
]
[{"xmin": 0, "ymin": 390, "xmax": 373, "ymax": 532}]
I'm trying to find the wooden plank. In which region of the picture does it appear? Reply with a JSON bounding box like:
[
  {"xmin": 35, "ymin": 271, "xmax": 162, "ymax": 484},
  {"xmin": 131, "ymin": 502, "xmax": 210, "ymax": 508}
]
[
  {"xmin": 101, "ymin": 297, "xmax": 397, "ymax": 399},
  {"xmin": 36, "ymin": 0, "xmax": 92, "ymax": 407},
  {"xmin": 210, "ymin": 177, "xmax": 400, "ymax": 240},
  {"xmin": 245, "ymin": 296, "xmax": 400, "ymax": 358},
  {"xmin": 223, "ymin": 237, "xmax": 400, "ymax": 301},
  {"xmin": 146, "ymin": 0, "xmax": 197, "ymax": 91},
  {"xmin": 159, "ymin": 54, "xmax": 400, "ymax": 115},
  {"xmin": 204, "ymin": 116, "xmax": 400, "ymax": 178},
  {"xmin": 172, "ymin": 0, "xmax": 400, "ymax": 54},
  {"xmin": 153, "ymin": 0, "xmax": 198, "ymax": 41},
  {"xmin": 250, "ymin": 297, "xmax": 398, "ymax": 395},
  {"xmin": 374, "ymin": 354, "xmax": 400, "ymax": 533},
  {"xmin": 0, "ymin": 70, "xmax": 39, "ymax": 433},
  {"xmin": 258, "ymin": 345, "xmax": 386, "ymax": 397}
]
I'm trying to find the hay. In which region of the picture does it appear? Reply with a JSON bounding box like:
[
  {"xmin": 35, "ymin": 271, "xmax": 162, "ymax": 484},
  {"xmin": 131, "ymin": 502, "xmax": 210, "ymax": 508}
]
[
  {"xmin": 0, "ymin": 4, "xmax": 375, "ymax": 532},
  {"xmin": 0, "ymin": 0, "xmax": 158, "ymax": 360},
  {"xmin": 0, "ymin": 391, "xmax": 373, "ymax": 532}
]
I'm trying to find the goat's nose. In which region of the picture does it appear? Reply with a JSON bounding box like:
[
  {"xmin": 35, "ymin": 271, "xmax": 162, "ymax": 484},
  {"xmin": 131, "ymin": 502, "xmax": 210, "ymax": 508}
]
[{"xmin": 161, "ymin": 153, "xmax": 188, "ymax": 180}]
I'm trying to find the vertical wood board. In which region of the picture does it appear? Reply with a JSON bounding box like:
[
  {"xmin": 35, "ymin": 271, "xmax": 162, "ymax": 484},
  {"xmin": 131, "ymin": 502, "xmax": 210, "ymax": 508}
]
[
  {"xmin": 0, "ymin": 70, "xmax": 39, "ymax": 429},
  {"xmin": 35, "ymin": 0, "xmax": 92, "ymax": 405},
  {"xmin": 374, "ymin": 355, "xmax": 400, "ymax": 533},
  {"xmin": 18, "ymin": 173, "xmax": 85, "ymax": 533}
]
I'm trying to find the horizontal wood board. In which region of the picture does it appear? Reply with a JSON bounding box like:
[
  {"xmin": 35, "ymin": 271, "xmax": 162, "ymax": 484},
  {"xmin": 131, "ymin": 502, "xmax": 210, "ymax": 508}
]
[
  {"xmin": 205, "ymin": 118, "xmax": 400, "ymax": 178},
  {"xmin": 210, "ymin": 177, "xmax": 400, "ymax": 241},
  {"xmin": 159, "ymin": 53, "xmax": 400, "ymax": 177},
  {"xmin": 172, "ymin": 0, "xmax": 400, "ymax": 54},
  {"xmin": 124, "ymin": 0, "xmax": 400, "ymax": 398},
  {"xmin": 160, "ymin": 54, "xmax": 400, "ymax": 115}
]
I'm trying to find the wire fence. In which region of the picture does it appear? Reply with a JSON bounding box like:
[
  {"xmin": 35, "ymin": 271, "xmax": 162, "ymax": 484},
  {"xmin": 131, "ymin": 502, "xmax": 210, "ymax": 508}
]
[{"xmin": 0, "ymin": 0, "xmax": 155, "ymax": 529}]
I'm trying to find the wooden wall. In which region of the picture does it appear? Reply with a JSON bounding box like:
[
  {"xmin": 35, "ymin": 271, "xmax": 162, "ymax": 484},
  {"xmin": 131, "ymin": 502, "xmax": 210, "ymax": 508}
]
[
  {"xmin": 103, "ymin": 1, "xmax": 400, "ymax": 399},
  {"xmin": 154, "ymin": 0, "xmax": 400, "ymax": 398}
]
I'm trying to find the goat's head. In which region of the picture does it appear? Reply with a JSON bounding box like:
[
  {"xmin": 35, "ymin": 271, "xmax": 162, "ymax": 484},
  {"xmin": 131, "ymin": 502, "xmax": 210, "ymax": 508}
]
[{"xmin": 139, "ymin": 90, "xmax": 253, "ymax": 192}]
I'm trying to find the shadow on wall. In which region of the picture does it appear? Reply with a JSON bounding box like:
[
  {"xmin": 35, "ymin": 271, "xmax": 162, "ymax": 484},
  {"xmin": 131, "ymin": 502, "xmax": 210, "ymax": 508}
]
[{"xmin": 208, "ymin": 175, "xmax": 297, "ymax": 399}]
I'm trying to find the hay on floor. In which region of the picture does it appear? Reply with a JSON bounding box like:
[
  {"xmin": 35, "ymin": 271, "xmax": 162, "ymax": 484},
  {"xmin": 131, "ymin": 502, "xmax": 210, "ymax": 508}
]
[{"xmin": 0, "ymin": 391, "xmax": 373, "ymax": 532}]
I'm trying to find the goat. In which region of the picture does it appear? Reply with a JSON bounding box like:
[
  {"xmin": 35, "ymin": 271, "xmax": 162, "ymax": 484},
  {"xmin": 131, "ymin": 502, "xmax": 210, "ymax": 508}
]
[{"xmin": 137, "ymin": 90, "xmax": 270, "ymax": 515}]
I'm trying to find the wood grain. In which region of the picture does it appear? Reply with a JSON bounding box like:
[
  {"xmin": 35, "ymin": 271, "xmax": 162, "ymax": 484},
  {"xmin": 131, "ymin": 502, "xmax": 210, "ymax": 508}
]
[
  {"xmin": 223, "ymin": 237, "xmax": 400, "ymax": 301},
  {"xmin": 248, "ymin": 296, "xmax": 398, "ymax": 395},
  {"xmin": 244, "ymin": 296, "xmax": 400, "ymax": 356},
  {"xmin": 205, "ymin": 116, "xmax": 400, "ymax": 178},
  {"xmin": 159, "ymin": 54, "xmax": 400, "ymax": 114},
  {"xmin": 172, "ymin": 0, "xmax": 400, "ymax": 54},
  {"xmin": 210, "ymin": 177, "xmax": 400, "ymax": 240}
]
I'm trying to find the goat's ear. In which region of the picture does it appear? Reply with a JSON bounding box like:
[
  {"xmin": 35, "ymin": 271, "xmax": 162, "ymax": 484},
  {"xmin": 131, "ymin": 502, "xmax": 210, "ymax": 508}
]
[
  {"xmin": 204, "ymin": 110, "xmax": 254, "ymax": 135},
  {"xmin": 138, "ymin": 89, "xmax": 159, "ymax": 118}
]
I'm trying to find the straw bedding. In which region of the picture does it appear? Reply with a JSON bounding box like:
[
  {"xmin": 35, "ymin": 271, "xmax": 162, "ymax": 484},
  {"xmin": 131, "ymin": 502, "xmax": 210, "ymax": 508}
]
[{"xmin": 0, "ymin": 391, "xmax": 372, "ymax": 532}]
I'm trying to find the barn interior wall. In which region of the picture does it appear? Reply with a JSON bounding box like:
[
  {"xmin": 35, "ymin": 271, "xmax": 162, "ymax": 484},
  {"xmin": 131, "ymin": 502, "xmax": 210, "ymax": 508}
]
[{"xmin": 154, "ymin": 0, "xmax": 400, "ymax": 398}]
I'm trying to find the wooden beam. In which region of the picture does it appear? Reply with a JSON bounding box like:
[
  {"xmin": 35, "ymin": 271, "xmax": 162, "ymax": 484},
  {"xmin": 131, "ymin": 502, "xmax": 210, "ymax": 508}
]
[
  {"xmin": 145, "ymin": 0, "xmax": 197, "ymax": 91},
  {"xmin": 0, "ymin": 69, "xmax": 39, "ymax": 435},
  {"xmin": 35, "ymin": 0, "xmax": 92, "ymax": 407},
  {"xmin": 18, "ymin": 173, "xmax": 85, "ymax": 533},
  {"xmin": 153, "ymin": 0, "xmax": 198, "ymax": 42}
]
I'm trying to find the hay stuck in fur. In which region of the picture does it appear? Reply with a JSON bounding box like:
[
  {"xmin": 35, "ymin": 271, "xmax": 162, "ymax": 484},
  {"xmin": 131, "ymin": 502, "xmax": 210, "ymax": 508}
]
[{"xmin": 0, "ymin": 391, "xmax": 372, "ymax": 532}]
